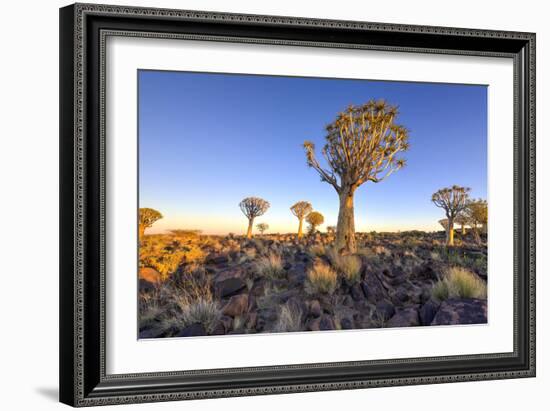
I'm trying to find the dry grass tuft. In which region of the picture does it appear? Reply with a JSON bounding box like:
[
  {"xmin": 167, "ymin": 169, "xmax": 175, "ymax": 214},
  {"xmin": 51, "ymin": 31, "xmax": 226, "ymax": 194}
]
[
  {"xmin": 305, "ymin": 260, "xmax": 338, "ymax": 295},
  {"xmin": 432, "ymin": 266, "xmax": 487, "ymax": 300},
  {"xmin": 273, "ymin": 302, "xmax": 303, "ymax": 333},
  {"xmin": 326, "ymin": 248, "xmax": 362, "ymax": 283},
  {"xmin": 255, "ymin": 253, "xmax": 284, "ymax": 279}
]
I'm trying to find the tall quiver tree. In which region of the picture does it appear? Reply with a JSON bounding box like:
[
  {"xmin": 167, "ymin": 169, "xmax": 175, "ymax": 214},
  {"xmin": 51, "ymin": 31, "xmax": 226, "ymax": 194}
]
[
  {"xmin": 432, "ymin": 185, "xmax": 471, "ymax": 246},
  {"xmin": 239, "ymin": 197, "xmax": 270, "ymax": 239},
  {"xmin": 290, "ymin": 201, "xmax": 313, "ymax": 239},
  {"xmin": 138, "ymin": 208, "xmax": 163, "ymax": 240},
  {"xmin": 303, "ymin": 101, "xmax": 409, "ymax": 253}
]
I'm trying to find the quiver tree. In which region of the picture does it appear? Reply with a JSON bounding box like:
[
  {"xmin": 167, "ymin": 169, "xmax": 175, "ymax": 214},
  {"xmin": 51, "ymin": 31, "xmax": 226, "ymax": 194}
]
[
  {"xmin": 290, "ymin": 201, "xmax": 313, "ymax": 239},
  {"xmin": 432, "ymin": 185, "xmax": 471, "ymax": 246},
  {"xmin": 139, "ymin": 208, "xmax": 163, "ymax": 239},
  {"xmin": 455, "ymin": 213, "xmax": 469, "ymax": 235},
  {"xmin": 466, "ymin": 199, "xmax": 488, "ymax": 245},
  {"xmin": 438, "ymin": 218, "xmax": 450, "ymax": 243},
  {"xmin": 256, "ymin": 223, "xmax": 269, "ymax": 235},
  {"xmin": 304, "ymin": 100, "xmax": 409, "ymax": 253},
  {"xmin": 239, "ymin": 197, "xmax": 270, "ymax": 239},
  {"xmin": 306, "ymin": 211, "xmax": 324, "ymax": 234}
]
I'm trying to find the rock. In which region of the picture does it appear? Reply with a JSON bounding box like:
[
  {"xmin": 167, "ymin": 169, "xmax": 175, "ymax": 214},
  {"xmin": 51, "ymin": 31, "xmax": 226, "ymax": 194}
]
[
  {"xmin": 375, "ymin": 300, "xmax": 396, "ymax": 322},
  {"xmin": 287, "ymin": 263, "xmax": 307, "ymax": 285},
  {"xmin": 350, "ymin": 283, "xmax": 365, "ymax": 301},
  {"xmin": 211, "ymin": 323, "xmax": 226, "ymax": 335},
  {"xmin": 139, "ymin": 327, "xmax": 164, "ymax": 339},
  {"xmin": 308, "ymin": 315, "xmax": 335, "ymax": 331},
  {"xmin": 419, "ymin": 299, "xmax": 440, "ymax": 326},
  {"xmin": 176, "ymin": 323, "xmax": 206, "ymax": 337},
  {"xmin": 215, "ymin": 277, "xmax": 246, "ymax": 298},
  {"xmin": 222, "ymin": 294, "xmax": 249, "ymax": 317},
  {"xmin": 206, "ymin": 253, "xmax": 229, "ymax": 265},
  {"xmin": 392, "ymin": 288, "xmax": 410, "ymax": 303},
  {"xmin": 139, "ymin": 279, "xmax": 155, "ymax": 293},
  {"xmin": 340, "ymin": 317, "xmax": 353, "ymax": 329},
  {"xmin": 255, "ymin": 308, "xmax": 277, "ymax": 332},
  {"xmin": 431, "ymin": 298, "xmax": 487, "ymax": 325},
  {"xmin": 361, "ymin": 271, "xmax": 390, "ymax": 303},
  {"xmin": 308, "ymin": 300, "xmax": 322, "ymax": 317},
  {"xmin": 246, "ymin": 312, "xmax": 257, "ymax": 329},
  {"xmin": 215, "ymin": 267, "xmax": 246, "ymax": 283},
  {"xmin": 387, "ymin": 308, "xmax": 420, "ymax": 328},
  {"xmin": 320, "ymin": 315, "xmax": 336, "ymax": 330},
  {"xmin": 411, "ymin": 263, "xmax": 439, "ymax": 282},
  {"xmin": 139, "ymin": 267, "xmax": 162, "ymax": 284}
]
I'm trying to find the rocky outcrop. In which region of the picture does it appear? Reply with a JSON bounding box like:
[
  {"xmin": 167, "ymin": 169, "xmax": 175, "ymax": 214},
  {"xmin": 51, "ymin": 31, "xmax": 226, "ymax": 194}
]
[{"xmin": 431, "ymin": 298, "xmax": 487, "ymax": 325}]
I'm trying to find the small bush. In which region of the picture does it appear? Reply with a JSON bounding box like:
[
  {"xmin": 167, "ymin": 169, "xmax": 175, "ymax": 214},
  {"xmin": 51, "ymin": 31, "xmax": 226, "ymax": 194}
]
[
  {"xmin": 256, "ymin": 253, "xmax": 284, "ymax": 279},
  {"xmin": 273, "ymin": 302, "xmax": 303, "ymax": 333},
  {"xmin": 177, "ymin": 299, "xmax": 221, "ymax": 334},
  {"xmin": 308, "ymin": 244, "xmax": 326, "ymax": 257},
  {"xmin": 326, "ymin": 248, "xmax": 362, "ymax": 283},
  {"xmin": 432, "ymin": 266, "xmax": 487, "ymax": 300},
  {"xmin": 305, "ymin": 260, "xmax": 337, "ymax": 295}
]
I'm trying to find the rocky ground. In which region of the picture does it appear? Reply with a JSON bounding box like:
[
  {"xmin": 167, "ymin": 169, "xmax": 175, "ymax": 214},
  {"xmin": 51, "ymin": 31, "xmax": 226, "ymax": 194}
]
[{"xmin": 138, "ymin": 230, "xmax": 488, "ymax": 338}]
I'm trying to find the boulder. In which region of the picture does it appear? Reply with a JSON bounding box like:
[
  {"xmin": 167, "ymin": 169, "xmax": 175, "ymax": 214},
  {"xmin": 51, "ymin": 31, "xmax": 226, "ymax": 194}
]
[
  {"xmin": 139, "ymin": 327, "xmax": 164, "ymax": 339},
  {"xmin": 205, "ymin": 253, "xmax": 229, "ymax": 265},
  {"xmin": 139, "ymin": 267, "xmax": 162, "ymax": 284},
  {"xmin": 214, "ymin": 267, "xmax": 246, "ymax": 283},
  {"xmin": 222, "ymin": 294, "xmax": 249, "ymax": 317},
  {"xmin": 308, "ymin": 315, "xmax": 335, "ymax": 331},
  {"xmin": 350, "ymin": 283, "xmax": 365, "ymax": 301},
  {"xmin": 176, "ymin": 323, "xmax": 206, "ymax": 337},
  {"xmin": 387, "ymin": 307, "xmax": 420, "ymax": 328},
  {"xmin": 361, "ymin": 271, "xmax": 390, "ymax": 303},
  {"xmin": 419, "ymin": 299, "xmax": 440, "ymax": 326},
  {"xmin": 431, "ymin": 298, "xmax": 487, "ymax": 325},
  {"xmin": 215, "ymin": 277, "xmax": 246, "ymax": 298},
  {"xmin": 340, "ymin": 317, "xmax": 354, "ymax": 330},
  {"xmin": 308, "ymin": 300, "xmax": 322, "ymax": 318},
  {"xmin": 375, "ymin": 300, "xmax": 396, "ymax": 322}
]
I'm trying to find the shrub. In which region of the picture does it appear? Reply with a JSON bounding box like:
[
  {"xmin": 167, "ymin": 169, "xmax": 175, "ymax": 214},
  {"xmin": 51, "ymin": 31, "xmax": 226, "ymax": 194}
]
[
  {"xmin": 172, "ymin": 276, "xmax": 221, "ymax": 334},
  {"xmin": 305, "ymin": 260, "xmax": 337, "ymax": 295},
  {"xmin": 326, "ymin": 248, "xmax": 362, "ymax": 283},
  {"xmin": 432, "ymin": 266, "xmax": 487, "ymax": 300},
  {"xmin": 255, "ymin": 253, "xmax": 284, "ymax": 279},
  {"xmin": 308, "ymin": 244, "xmax": 326, "ymax": 257},
  {"xmin": 273, "ymin": 302, "xmax": 303, "ymax": 333}
]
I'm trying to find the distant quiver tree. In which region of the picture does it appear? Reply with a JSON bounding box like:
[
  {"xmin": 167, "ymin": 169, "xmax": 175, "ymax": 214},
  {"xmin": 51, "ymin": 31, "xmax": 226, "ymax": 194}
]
[
  {"xmin": 290, "ymin": 201, "xmax": 313, "ymax": 239},
  {"xmin": 304, "ymin": 100, "xmax": 409, "ymax": 253},
  {"xmin": 432, "ymin": 185, "xmax": 471, "ymax": 246},
  {"xmin": 256, "ymin": 223, "xmax": 269, "ymax": 235},
  {"xmin": 139, "ymin": 208, "xmax": 163, "ymax": 239},
  {"xmin": 239, "ymin": 197, "xmax": 270, "ymax": 239},
  {"xmin": 466, "ymin": 199, "xmax": 488, "ymax": 245},
  {"xmin": 306, "ymin": 211, "xmax": 325, "ymax": 234}
]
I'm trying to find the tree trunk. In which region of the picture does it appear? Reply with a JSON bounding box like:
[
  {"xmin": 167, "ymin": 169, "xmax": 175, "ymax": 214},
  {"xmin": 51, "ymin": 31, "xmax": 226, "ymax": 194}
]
[
  {"xmin": 297, "ymin": 218, "xmax": 304, "ymax": 239},
  {"xmin": 138, "ymin": 224, "xmax": 145, "ymax": 240},
  {"xmin": 447, "ymin": 218, "xmax": 455, "ymax": 246},
  {"xmin": 335, "ymin": 188, "xmax": 356, "ymax": 253},
  {"xmin": 473, "ymin": 225, "xmax": 481, "ymax": 245},
  {"xmin": 461, "ymin": 225, "xmax": 466, "ymax": 235},
  {"xmin": 246, "ymin": 218, "xmax": 254, "ymax": 239}
]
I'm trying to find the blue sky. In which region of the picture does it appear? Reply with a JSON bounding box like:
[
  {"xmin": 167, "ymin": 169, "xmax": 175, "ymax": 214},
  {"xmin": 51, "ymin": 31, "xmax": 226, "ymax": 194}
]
[{"xmin": 138, "ymin": 70, "xmax": 487, "ymax": 235}]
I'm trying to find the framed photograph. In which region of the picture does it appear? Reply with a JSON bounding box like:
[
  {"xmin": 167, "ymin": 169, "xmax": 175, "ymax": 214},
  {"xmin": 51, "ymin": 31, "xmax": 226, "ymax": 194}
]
[{"xmin": 59, "ymin": 3, "xmax": 535, "ymax": 407}]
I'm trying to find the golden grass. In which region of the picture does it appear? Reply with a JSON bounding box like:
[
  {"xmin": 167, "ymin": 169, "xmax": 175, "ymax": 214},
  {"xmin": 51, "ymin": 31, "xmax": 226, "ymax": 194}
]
[
  {"xmin": 255, "ymin": 253, "xmax": 284, "ymax": 279},
  {"xmin": 326, "ymin": 247, "xmax": 362, "ymax": 283},
  {"xmin": 432, "ymin": 266, "xmax": 487, "ymax": 300},
  {"xmin": 305, "ymin": 260, "xmax": 338, "ymax": 295}
]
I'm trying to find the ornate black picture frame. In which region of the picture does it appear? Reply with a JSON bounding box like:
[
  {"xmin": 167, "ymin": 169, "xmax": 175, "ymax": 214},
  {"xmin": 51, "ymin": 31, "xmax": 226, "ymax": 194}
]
[{"xmin": 59, "ymin": 3, "xmax": 535, "ymax": 407}]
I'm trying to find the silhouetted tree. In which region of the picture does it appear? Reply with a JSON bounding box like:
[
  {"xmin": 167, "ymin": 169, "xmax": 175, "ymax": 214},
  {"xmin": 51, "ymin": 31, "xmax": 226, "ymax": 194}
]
[
  {"xmin": 432, "ymin": 185, "xmax": 471, "ymax": 246},
  {"xmin": 306, "ymin": 211, "xmax": 324, "ymax": 234},
  {"xmin": 139, "ymin": 208, "xmax": 163, "ymax": 239},
  {"xmin": 290, "ymin": 201, "xmax": 313, "ymax": 239},
  {"xmin": 239, "ymin": 197, "xmax": 270, "ymax": 239},
  {"xmin": 256, "ymin": 223, "xmax": 269, "ymax": 235},
  {"xmin": 304, "ymin": 100, "xmax": 409, "ymax": 253}
]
